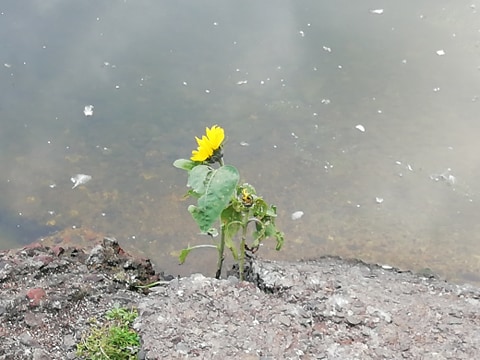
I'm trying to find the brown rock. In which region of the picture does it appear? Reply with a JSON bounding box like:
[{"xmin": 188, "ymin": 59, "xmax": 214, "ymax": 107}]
[{"xmin": 26, "ymin": 288, "xmax": 47, "ymax": 307}]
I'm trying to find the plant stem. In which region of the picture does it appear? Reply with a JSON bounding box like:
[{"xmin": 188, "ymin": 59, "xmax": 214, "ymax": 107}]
[
  {"xmin": 239, "ymin": 214, "xmax": 248, "ymax": 281},
  {"xmin": 216, "ymin": 226, "xmax": 226, "ymax": 279}
]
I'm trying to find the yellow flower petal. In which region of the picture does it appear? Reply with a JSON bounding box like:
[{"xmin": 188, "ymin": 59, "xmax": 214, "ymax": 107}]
[
  {"xmin": 205, "ymin": 125, "xmax": 224, "ymax": 150},
  {"xmin": 190, "ymin": 125, "xmax": 225, "ymax": 162}
]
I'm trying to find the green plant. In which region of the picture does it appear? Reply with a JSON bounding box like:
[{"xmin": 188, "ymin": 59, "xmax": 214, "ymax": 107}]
[
  {"xmin": 174, "ymin": 125, "xmax": 284, "ymax": 280},
  {"xmin": 76, "ymin": 306, "xmax": 140, "ymax": 360}
]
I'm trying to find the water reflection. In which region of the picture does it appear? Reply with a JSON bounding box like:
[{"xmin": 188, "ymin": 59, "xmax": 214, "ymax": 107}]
[{"xmin": 1, "ymin": 1, "xmax": 479, "ymax": 285}]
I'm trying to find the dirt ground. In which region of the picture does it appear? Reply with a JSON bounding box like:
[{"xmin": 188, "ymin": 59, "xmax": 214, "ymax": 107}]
[{"xmin": 1, "ymin": 238, "xmax": 479, "ymax": 359}]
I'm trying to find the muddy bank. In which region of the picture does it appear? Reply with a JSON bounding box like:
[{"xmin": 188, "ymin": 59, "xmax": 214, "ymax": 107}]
[{"xmin": 1, "ymin": 238, "xmax": 479, "ymax": 359}]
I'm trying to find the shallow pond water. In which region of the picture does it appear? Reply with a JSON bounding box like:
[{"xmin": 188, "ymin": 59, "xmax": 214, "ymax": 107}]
[{"xmin": 1, "ymin": 1, "xmax": 479, "ymax": 284}]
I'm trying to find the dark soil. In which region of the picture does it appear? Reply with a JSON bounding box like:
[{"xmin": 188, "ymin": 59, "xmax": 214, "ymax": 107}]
[{"xmin": 1, "ymin": 238, "xmax": 479, "ymax": 359}]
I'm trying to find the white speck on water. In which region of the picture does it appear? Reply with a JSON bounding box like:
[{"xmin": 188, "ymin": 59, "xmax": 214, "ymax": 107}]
[
  {"xmin": 115, "ymin": 85, "xmax": 120, "ymax": 89},
  {"xmin": 375, "ymin": 197, "xmax": 384, "ymax": 204},
  {"xmin": 205, "ymin": 89, "xmax": 210, "ymax": 93},
  {"xmin": 430, "ymin": 168, "xmax": 456, "ymax": 186},
  {"xmin": 291, "ymin": 132, "xmax": 298, "ymax": 139},
  {"xmin": 322, "ymin": 46, "xmax": 332, "ymax": 52},
  {"xmin": 239, "ymin": 141, "xmax": 249, "ymax": 147},
  {"xmin": 83, "ymin": 105, "xmax": 94, "ymax": 117},
  {"xmin": 402, "ymin": 59, "xmax": 407, "ymax": 64},
  {"xmin": 4, "ymin": 63, "xmax": 11, "ymax": 68},
  {"xmin": 291, "ymin": 211, "xmax": 304, "ymax": 220},
  {"xmin": 299, "ymin": 30, "xmax": 305, "ymax": 37},
  {"xmin": 436, "ymin": 49, "xmax": 446, "ymax": 56},
  {"xmin": 236, "ymin": 80, "xmax": 248, "ymax": 85},
  {"xmin": 370, "ymin": 9, "xmax": 384, "ymax": 15},
  {"xmin": 182, "ymin": 81, "xmax": 187, "ymax": 86},
  {"xmin": 355, "ymin": 124, "xmax": 366, "ymax": 132},
  {"xmin": 433, "ymin": 87, "xmax": 441, "ymax": 92},
  {"xmin": 321, "ymin": 99, "xmax": 331, "ymax": 105},
  {"xmin": 71, "ymin": 174, "xmax": 92, "ymax": 189}
]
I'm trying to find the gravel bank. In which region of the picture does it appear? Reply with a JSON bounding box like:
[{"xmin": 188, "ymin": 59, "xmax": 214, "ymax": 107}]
[{"xmin": 1, "ymin": 238, "xmax": 479, "ymax": 359}]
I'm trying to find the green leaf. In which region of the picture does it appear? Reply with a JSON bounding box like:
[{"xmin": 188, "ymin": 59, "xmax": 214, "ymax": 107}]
[
  {"xmin": 188, "ymin": 165, "xmax": 239, "ymax": 232},
  {"xmin": 221, "ymin": 206, "xmax": 243, "ymax": 260},
  {"xmin": 178, "ymin": 247, "xmax": 193, "ymax": 264},
  {"xmin": 221, "ymin": 206, "xmax": 243, "ymax": 234},
  {"xmin": 274, "ymin": 230, "xmax": 285, "ymax": 250},
  {"xmin": 187, "ymin": 165, "xmax": 212, "ymax": 195},
  {"xmin": 173, "ymin": 158, "xmax": 197, "ymax": 171}
]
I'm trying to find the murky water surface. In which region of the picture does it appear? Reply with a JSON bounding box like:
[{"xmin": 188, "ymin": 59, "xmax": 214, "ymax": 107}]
[{"xmin": 1, "ymin": 1, "xmax": 480, "ymax": 284}]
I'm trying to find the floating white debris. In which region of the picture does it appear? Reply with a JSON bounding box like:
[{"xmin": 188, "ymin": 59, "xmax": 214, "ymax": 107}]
[
  {"xmin": 236, "ymin": 80, "xmax": 248, "ymax": 85},
  {"xmin": 291, "ymin": 211, "xmax": 304, "ymax": 220},
  {"xmin": 370, "ymin": 9, "xmax": 384, "ymax": 15},
  {"xmin": 299, "ymin": 30, "xmax": 305, "ymax": 37},
  {"xmin": 430, "ymin": 169, "xmax": 456, "ymax": 186},
  {"xmin": 436, "ymin": 49, "xmax": 446, "ymax": 56},
  {"xmin": 239, "ymin": 141, "xmax": 250, "ymax": 147},
  {"xmin": 71, "ymin": 174, "xmax": 92, "ymax": 189},
  {"xmin": 321, "ymin": 98, "xmax": 331, "ymax": 105},
  {"xmin": 375, "ymin": 197, "xmax": 384, "ymax": 204},
  {"xmin": 322, "ymin": 46, "xmax": 332, "ymax": 52},
  {"xmin": 4, "ymin": 63, "xmax": 11, "ymax": 68},
  {"xmin": 83, "ymin": 105, "xmax": 94, "ymax": 117},
  {"xmin": 355, "ymin": 124, "xmax": 366, "ymax": 132}
]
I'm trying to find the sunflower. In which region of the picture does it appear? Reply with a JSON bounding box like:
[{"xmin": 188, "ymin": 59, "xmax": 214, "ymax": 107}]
[{"xmin": 191, "ymin": 125, "xmax": 225, "ymax": 163}]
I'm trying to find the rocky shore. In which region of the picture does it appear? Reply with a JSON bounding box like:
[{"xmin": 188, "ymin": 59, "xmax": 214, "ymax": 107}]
[{"xmin": 1, "ymin": 238, "xmax": 479, "ymax": 359}]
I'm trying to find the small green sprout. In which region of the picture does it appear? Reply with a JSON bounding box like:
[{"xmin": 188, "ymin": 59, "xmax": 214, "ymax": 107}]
[{"xmin": 76, "ymin": 306, "xmax": 140, "ymax": 360}]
